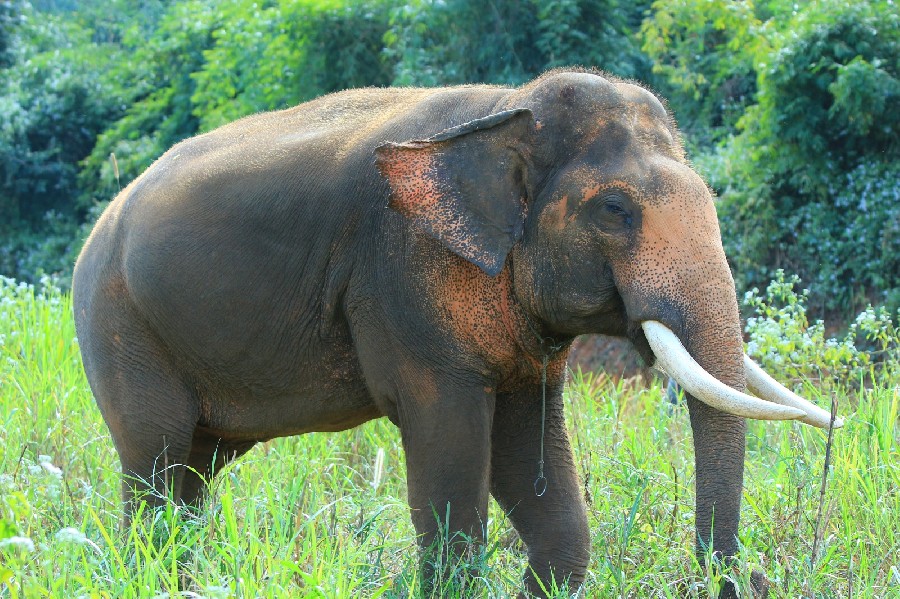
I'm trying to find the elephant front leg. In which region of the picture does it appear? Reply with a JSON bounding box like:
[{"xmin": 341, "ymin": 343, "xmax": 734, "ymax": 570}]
[
  {"xmin": 397, "ymin": 376, "xmax": 495, "ymax": 592},
  {"xmin": 491, "ymin": 386, "xmax": 591, "ymax": 598}
]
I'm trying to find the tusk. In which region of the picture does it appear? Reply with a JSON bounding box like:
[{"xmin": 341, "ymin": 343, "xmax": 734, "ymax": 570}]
[
  {"xmin": 744, "ymin": 355, "xmax": 843, "ymax": 429},
  {"xmin": 641, "ymin": 321, "xmax": 806, "ymax": 421}
]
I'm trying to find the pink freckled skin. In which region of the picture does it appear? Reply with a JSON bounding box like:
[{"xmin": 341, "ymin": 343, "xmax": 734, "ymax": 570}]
[
  {"xmin": 581, "ymin": 184, "xmax": 600, "ymax": 202},
  {"xmin": 557, "ymin": 195, "xmax": 569, "ymax": 229}
]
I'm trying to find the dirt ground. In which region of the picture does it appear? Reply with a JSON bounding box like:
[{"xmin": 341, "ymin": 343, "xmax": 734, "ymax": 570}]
[{"xmin": 567, "ymin": 334, "xmax": 652, "ymax": 382}]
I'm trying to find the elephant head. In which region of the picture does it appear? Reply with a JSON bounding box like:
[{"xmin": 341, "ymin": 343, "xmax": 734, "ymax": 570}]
[{"xmin": 376, "ymin": 70, "xmax": 840, "ymax": 586}]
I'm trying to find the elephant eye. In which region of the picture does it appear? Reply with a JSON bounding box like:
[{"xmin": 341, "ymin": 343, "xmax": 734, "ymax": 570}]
[
  {"xmin": 605, "ymin": 201, "xmax": 626, "ymax": 216},
  {"xmin": 597, "ymin": 197, "xmax": 633, "ymax": 228}
]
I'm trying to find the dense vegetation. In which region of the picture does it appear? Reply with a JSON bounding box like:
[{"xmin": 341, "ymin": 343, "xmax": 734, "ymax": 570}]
[
  {"xmin": 0, "ymin": 277, "xmax": 897, "ymax": 596},
  {"xmin": 0, "ymin": 0, "xmax": 897, "ymax": 317},
  {"xmin": 1, "ymin": 3, "xmax": 898, "ymax": 594}
]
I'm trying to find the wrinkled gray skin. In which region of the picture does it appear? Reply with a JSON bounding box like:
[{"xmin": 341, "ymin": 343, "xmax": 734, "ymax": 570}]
[{"xmin": 74, "ymin": 70, "xmax": 766, "ymax": 597}]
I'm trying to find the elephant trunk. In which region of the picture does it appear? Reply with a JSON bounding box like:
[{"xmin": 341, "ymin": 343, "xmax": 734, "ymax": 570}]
[
  {"xmin": 681, "ymin": 305, "xmax": 748, "ymax": 562},
  {"xmin": 623, "ymin": 273, "xmax": 751, "ymax": 561}
]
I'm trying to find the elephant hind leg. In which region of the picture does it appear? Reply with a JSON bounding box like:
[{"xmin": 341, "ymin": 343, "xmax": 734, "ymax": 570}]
[
  {"xmin": 179, "ymin": 428, "xmax": 257, "ymax": 507},
  {"xmin": 110, "ymin": 369, "xmax": 199, "ymax": 517},
  {"xmin": 77, "ymin": 301, "xmax": 200, "ymax": 518}
]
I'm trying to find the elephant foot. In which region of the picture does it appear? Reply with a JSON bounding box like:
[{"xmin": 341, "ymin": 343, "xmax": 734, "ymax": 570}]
[
  {"xmin": 720, "ymin": 569, "xmax": 769, "ymax": 599},
  {"xmin": 417, "ymin": 535, "xmax": 490, "ymax": 597}
]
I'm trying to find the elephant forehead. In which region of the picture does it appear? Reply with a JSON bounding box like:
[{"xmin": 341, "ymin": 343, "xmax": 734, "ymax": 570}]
[
  {"xmin": 554, "ymin": 155, "xmax": 705, "ymax": 213},
  {"xmin": 614, "ymin": 82, "xmax": 671, "ymax": 125},
  {"xmin": 594, "ymin": 111, "xmax": 681, "ymax": 169},
  {"xmin": 636, "ymin": 158, "xmax": 711, "ymax": 207},
  {"xmin": 586, "ymin": 90, "xmax": 680, "ymax": 159},
  {"xmin": 530, "ymin": 70, "xmax": 671, "ymax": 126}
]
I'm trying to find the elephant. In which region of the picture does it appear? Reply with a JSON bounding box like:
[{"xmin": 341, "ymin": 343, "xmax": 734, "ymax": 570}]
[{"xmin": 73, "ymin": 69, "xmax": 842, "ymax": 598}]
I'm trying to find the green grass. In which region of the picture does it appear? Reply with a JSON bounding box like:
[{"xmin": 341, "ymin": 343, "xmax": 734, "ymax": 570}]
[{"xmin": 1, "ymin": 279, "xmax": 898, "ymax": 598}]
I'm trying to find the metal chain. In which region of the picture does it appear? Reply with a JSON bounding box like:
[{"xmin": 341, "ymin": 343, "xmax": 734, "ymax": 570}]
[
  {"xmin": 534, "ymin": 353, "xmax": 549, "ymax": 497},
  {"xmin": 525, "ymin": 319, "xmax": 563, "ymax": 498}
]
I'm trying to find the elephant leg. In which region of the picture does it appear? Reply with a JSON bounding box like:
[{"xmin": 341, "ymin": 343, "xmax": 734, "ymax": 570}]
[
  {"xmin": 179, "ymin": 428, "xmax": 257, "ymax": 507},
  {"xmin": 687, "ymin": 398, "xmax": 769, "ymax": 598},
  {"xmin": 78, "ymin": 303, "xmax": 199, "ymax": 520},
  {"xmin": 396, "ymin": 375, "xmax": 495, "ymax": 589},
  {"xmin": 491, "ymin": 387, "xmax": 590, "ymax": 598},
  {"xmin": 104, "ymin": 359, "xmax": 198, "ymax": 517}
]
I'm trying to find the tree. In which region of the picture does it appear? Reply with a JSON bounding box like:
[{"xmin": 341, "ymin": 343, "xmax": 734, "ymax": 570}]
[
  {"xmin": 0, "ymin": 0, "xmax": 23, "ymax": 68},
  {"xmin": 640, "ymin": 0, "xmax": 761, "ymax": 146},
  {"xmin": 644, "ymin": 0, "xmax": 900, "ymax": 312},
  {"xmin": 386, "ymin": 0, "xmax": 651, "ymax": 86}
]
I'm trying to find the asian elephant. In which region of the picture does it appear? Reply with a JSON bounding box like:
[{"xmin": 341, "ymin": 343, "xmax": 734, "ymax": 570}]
[{"xmin": 73, "ymin": 69, "xmax": 841, "ymax": 598}]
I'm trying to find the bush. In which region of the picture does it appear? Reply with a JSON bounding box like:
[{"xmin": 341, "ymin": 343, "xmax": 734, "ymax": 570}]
[
  {"xmin": 0, "ymin": 5, "xmax": 129, "ymax": 286},
  {"xmin": 0, "ymin": 0, "xmax": 22, "ymax": 69},
  {"xmin": 190, "ymin": 0, "xmax": 398, "ymax": 133},
  {"xmin": 744, "ymin": 269, "xmax": 899, "ymax": 390},
  {"xmin": 80, "ymin": 0, "xmax": 401, "ymax": 208},
  {"xmin": 640, "ymin": 0, "xmax": 761, "ymax": 146},
  {"xmin": 712, "ymin": 1, "xmax": 900, "ymax": 313},
  {"xmin": 77, "ymin": 0, "xmax": 220, "ymax": 210},
  {"xmin": 0, "ymin": 211, "xmax": 83, "ymax": 288},
  {"xmin": 386, "ymin": 0, "xmax": 651, "ymax": 86},
  {"xmin": 0, "ymin": 9, "xmax": 125, "ymax": 229}
]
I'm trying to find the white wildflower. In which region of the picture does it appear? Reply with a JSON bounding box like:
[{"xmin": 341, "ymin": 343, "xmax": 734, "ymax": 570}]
[
  {"xmin": 55, "ymin": 527, "xmax": 88, "ymax": 545},
  {"xmin": 39, "ymin": 455, "xmax": 62, "ymax": 476},
  {"xmin": 0, "ymin": 536, "xmax": 35, "ymax": 552}
]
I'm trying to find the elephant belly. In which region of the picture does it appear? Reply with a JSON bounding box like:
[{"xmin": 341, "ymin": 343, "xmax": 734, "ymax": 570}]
[{"xmin": 192, "ymin": 338, "xmax": 382, "ymax": 440}]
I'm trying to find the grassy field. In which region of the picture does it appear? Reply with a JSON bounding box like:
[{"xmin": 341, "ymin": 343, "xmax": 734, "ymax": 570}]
[{"xmin": 0, "ymin": 278, "xmax": 897, "ymax": 598}]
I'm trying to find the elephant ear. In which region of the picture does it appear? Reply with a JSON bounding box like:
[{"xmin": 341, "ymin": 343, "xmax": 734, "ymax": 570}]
[{"xmin": 375, "ymin": 109, "xmax": 534, "ymax": 276}]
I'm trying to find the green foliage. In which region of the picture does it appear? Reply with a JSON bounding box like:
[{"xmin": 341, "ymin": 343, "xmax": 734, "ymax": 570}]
[
  {"xmin": 718, "ymin": 158, "xmax": 900, "ymax": 313},
  {"xmin": 744, "ymin": 269, "xmax": 899, "ymax": 387},
  {"xmin": 0, "ymin": 0, "xmax": 22, "ymax": 69},
  {"xmin": 719, "ymin": 0, "xmax": 900, "ymax": 312},
  {"xmin": 190, "ymin": 0, "xmax": 397, "ymax": 132},
  {"xmin": 0, "ymin": 210, "xmax": 83, "ymax": 289},
  {"xmin": 647, "ymin": 0, "xmax": 899, "ymax": 313},
  {"xmin": 0, "ymin": 8, "xmax": 125, "ymax": 227},
  {"xmin": 78, "ymin": 0, "xmax": 221, "ymax": 209},
  {"xmin": 730, "ymin": 1, "xmax": 899, "ymax": 197},
  {"xmin": 386, "ymin": 0, "xmax": 650, "ymax": 86},
  {"xmin": 1, "ymin": 279, "xmax": 898, "ymax": 596},
  {"xmin": 79, "ymin": 0, "xmax": 399, "ymax": 206},
  {"xmin": 640, "ymin": 0, "xmax": 761, "ymax": 145},
  {"xmin": 0, "ymin": 2, "xmax": 150, "ymax": 283}
]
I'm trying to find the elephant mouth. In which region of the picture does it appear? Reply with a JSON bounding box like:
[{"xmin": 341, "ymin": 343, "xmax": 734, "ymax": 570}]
[
  {"xmin": 640, "ymin": 321, "xmax": 843, "ymax": 430},
  {"xmin": 625, "ymin": 318, "xmax": 656, "ymax": 365}
]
